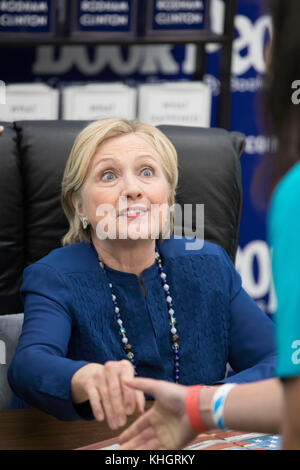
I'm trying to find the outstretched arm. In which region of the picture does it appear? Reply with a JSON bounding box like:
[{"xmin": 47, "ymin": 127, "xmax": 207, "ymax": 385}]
[{"xmin": 118, "ymin": 377, "xmax": 284, "ymax": 450}]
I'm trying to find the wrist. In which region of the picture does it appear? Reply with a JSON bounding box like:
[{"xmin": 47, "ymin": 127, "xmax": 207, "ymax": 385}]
[
  {"xmin": 70, "ymin": 365, "xmax": 91, "ymax": 404},
  {"xmin": 186, "ymin": 384, "xmax": 218, "ymax": 433},
  {"xmin": 198, "ymin": 385, "xmax": 218, "ymax": 430},
  {"xmin": 211, "ymin": 383, "xmax": 237, "ymax": 430},
  {"xmin": 185, "ymin": 385, "xmax": 206, "ymax": 434}
]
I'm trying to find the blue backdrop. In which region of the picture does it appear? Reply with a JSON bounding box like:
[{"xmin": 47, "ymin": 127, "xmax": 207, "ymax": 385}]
[{"xmin": 0, "ymin": 0, "xmax": 275, "ymax": 315}]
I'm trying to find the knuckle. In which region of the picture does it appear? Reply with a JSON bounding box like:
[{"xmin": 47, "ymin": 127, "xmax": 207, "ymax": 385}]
[
  {"xmin": 110, "ymin": 387, "xmax": 121, "ymax": 400},
  {"xmin": 121, "ymin": 359, "xmax": 134, "ymax": 372},
  {"xmin": 104, "ymin": 361, "xmax": 115, "ymax": 370},
  {"xmin": 92, "ymin": 370, "xmax": 103, "ymax": 382},
  {"xmin": 120, "ymin": 359, "xmax": 129, "ymax": 366}
]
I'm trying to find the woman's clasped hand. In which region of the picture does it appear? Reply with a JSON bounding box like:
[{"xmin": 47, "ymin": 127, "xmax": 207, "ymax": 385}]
[{"xmin": 71, "ymin": 360, "xmax": 145, "ymax": 429}]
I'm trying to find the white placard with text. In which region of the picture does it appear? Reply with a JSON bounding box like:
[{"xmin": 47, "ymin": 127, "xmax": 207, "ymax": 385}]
[
  {"xmin": 138, "ymin": 81, "xmax": 212, "ymax": 127},
  {"xmin": 62, "ymin": 83, "xmax": 137, "ymax": 120},
  {"xmin": 0, "ymin": 84, "xmax": 59, "ymax": 121}
]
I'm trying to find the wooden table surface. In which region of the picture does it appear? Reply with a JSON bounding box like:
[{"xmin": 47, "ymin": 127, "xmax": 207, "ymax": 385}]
[
  {"xmin": 0, "ymin": 408, "xmax": 279, "ymax": 451},
  {"xmin": 0, "ymin": 408, "xmax": 134, "ymax": 450}
]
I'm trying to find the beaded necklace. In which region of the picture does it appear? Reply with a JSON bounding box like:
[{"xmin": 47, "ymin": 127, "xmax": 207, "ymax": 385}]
[{"xmin": 98, "ymin": 250, "xmax": 180, "ymax": 383}]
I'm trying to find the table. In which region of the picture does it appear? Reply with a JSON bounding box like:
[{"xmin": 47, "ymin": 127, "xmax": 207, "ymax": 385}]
[
  {"xmin": 0, "ymin": 408, "xmax": 281, "ymax": 450},
  {"xmin": 0, "ymin": 408, "xmax": 128, "ymax": 450}
]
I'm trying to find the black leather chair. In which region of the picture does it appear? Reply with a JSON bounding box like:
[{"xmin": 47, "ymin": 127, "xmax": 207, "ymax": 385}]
[{"xmin": 0, "ymin": 121, "xmax": 245, "ymax": 316}]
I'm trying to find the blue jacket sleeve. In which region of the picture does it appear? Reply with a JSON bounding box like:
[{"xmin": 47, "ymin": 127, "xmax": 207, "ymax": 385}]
[
  {"xmin": 217, "ymin": 248, "xmax": 277, "ymax": 384},
  {"xmin": 7, "ymin": 262, "xmax": 90, "ymax": 421}
]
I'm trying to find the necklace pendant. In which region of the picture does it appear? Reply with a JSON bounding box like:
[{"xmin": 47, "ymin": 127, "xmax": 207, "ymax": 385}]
[{"xmin": 171, "ymin": 334, "xmax": 179, "ymax": 342}]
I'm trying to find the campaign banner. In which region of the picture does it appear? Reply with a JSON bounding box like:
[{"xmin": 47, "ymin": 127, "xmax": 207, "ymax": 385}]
[
  {"xmin": 0, "ymin": 0, "xmax": 57, "ymax": 39},
  {"xmin": 200, "ymin": 0, "xmax": 274, "ymax": 316},
  {"xmin": 141, "ymin": 0, "xmax": 210, "ymax": 36},
  {"xmin": 69, "ymin": 0, "xmax": 138, "ymax": 38},
  {"xmin": 230, "ymin": 1, "xmax": 274, "ymax": 316}
]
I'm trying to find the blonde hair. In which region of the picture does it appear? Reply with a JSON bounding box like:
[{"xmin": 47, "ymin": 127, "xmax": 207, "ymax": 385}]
[{"xmin": 61, "ymin": 118, "xmax": 179, "ymax": 246}]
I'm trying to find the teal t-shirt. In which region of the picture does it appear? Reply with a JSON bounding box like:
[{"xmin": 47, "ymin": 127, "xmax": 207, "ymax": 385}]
[{"xmin": 268, "ymin": 161, "xmax": 300, "ymax": 378}]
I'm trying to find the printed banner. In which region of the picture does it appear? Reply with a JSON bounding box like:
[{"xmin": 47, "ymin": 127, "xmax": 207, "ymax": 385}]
[
  {"xmin": 0, "ymin": 0, "xmax": 56, "ymax": 37},
  {"xmin": 142, "ymin": 0, "xmax": 210, "ymax": 36},
  {"xmin": 229, "ymin": 0, "xmax": 274, "ymax": 316},
  {"xmin": 69, "ymin": 0, "xmax": 137, "ymax": 37}
]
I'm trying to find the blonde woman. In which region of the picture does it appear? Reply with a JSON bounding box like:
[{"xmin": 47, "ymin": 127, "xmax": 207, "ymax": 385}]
[{"xmin": 8, "ymin": 119, "xmax": 276, "ymax": 428}]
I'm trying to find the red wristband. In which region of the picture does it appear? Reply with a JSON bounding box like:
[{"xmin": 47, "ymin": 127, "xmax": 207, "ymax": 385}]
[{"xmin": 186, "ymin": 385, "xmax": 206, "ymax": 434}]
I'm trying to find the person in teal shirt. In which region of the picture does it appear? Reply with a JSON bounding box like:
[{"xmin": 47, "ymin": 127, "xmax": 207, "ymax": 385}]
[
  {"xmin": 263, "ymin": 0, "xmax": 300, "ymax": 448},
  {"xmin": 268, "ymin": 162, "xmax": 300, "ymax": 380}
]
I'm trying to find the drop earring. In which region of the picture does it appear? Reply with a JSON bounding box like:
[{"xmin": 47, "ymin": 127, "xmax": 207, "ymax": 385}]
[{"xmin": 82, "ymin": 216, "xmax": 88, "ymax": 230}]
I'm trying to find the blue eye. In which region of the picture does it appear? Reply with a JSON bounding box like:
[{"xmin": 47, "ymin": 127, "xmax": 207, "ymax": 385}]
[
  {"xmin": 102, "ymin": 171, "xmax": 115, "ymax": 181},
  {"xmin": 142, "ymin": 168, "xmax": 154, "ymax": 177}
]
